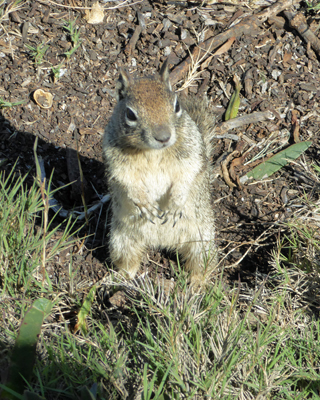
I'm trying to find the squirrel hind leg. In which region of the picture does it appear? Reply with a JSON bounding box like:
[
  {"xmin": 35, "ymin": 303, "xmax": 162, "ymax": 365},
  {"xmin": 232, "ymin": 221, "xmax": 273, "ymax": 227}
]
[
  {"xmin": 111, "ymin": 252, "xmax": 142, "ymax": 280},
  {"xmin": 179, "ymin": 239, "xmax": 218, "ymax": 288},
  {"xmin": 109, "ymin": 236, "xmax": 144, "ymax": 280}
]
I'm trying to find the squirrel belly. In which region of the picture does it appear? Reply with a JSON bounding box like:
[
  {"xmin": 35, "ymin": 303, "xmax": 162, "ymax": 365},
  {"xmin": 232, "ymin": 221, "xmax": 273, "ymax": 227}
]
[{"xmin": 103, "ymin": 59, "xmax": 217, "ymax": 286}]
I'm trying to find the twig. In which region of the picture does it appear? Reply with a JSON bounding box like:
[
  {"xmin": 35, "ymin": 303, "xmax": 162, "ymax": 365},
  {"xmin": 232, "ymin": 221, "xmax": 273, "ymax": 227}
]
[
  {"xmin": 36, "ymin": 153, "xmax": 110, "ymax": 219},
  {"xmin": 217, "ymin": 226, "xmax": 275, "ymax": 269},
  {"xmin": 215, "ymin": 133, "xmax": 240, "ymax": 141},
  {"xmin": 170, "ymin": 0, "xmax": 301, "ymax": 85},
  {"xmin": 221, "ymin": 151, "xmax": 240, "ymax": 189},
  {"xmin": 37, "ymin": 0, "xmax": 143, "ymax": 11},
  {"xmin": 75, "ymin": 195, "xmax": 111, "ymax": 221},
  {"xmin": 256, "ymin": 0, "xmax": 301, "ymax": 22},
  {"xmin": 124, "ymin": 11, "xmax": 146, "ymax": 57},
  {"xmin": 215, "ymin": 111, "xmax": 275, "ymax": 135},
  {"xmin": 284, "ymin": 11, "xmax": 320, "ymax": 56},
  {"xmin": 171, "ymin": 24, "xmax": 256, "ymax": 85},
  {"xmin": 291, "ymin": 109, "xmax": 300, "ymax": 143}
]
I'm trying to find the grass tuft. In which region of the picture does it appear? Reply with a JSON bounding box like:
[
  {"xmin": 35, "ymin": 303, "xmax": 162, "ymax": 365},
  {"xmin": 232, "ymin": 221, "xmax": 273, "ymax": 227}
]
[{"xmin": 1, "ymin": 160, "xmax": 320, "ymax": 398}]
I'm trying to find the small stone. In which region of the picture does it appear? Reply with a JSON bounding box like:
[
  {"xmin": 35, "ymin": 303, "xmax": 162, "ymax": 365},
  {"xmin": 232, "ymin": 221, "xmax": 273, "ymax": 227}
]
[{"xmin": 164, "ymin": 47, "xmax": 171, "ymax": 56}]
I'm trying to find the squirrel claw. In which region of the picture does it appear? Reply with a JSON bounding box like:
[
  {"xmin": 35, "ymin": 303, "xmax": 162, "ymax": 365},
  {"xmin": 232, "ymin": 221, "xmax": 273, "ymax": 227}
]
[
  {"xmin": 161, "ymin": 216, "xmax": 168, "ymax": 225},
  {"xmin": 172, "ymin": 210, "xmax": 183, "ymax": 227},
  {"xmin": 135, "ymin": 203, "xmax": 161, "ymax": 223},
  {"xmin": 156, "ymin": 206, "xmax": 165, "ymax": 219},
  {"xmin": 139, "ymin": 211, "xmax": 155, "ymax": 224}
]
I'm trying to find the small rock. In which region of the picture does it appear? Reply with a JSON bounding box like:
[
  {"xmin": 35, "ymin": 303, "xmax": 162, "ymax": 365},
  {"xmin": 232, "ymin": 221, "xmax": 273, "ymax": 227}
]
[
  {"xmin": 162, "ymin": 18, "xmax": 172, "ymax": 31},
  {"xmin": 164, "ymin": 47, "xmax": 171, "ymax": 57},
  {"xmin": 180, "ymin": 29, "xmax": 187, "ymax": 40}
]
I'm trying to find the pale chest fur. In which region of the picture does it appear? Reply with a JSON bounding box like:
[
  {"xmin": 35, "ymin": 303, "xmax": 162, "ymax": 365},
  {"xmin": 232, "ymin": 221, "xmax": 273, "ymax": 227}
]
[{"xmin": 110, "ymin": 146, "xmax": 203, "ymax": 213}]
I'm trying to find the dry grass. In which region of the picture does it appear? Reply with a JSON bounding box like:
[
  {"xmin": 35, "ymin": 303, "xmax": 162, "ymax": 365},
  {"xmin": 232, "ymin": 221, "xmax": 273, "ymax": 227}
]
[
  {"xmin": 0, "ymin": 0, "xmax": 27, "ymax": 24},
  {"xmin": 1, "ymin": 160, "xmax": 320, "ymax": 399}
]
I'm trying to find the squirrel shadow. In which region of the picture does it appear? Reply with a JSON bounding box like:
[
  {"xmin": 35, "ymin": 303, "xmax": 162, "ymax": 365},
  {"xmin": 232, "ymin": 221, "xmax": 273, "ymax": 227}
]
[{"xmin": 0, "ymin": 111, "xmax": 110, "ymax": 265}]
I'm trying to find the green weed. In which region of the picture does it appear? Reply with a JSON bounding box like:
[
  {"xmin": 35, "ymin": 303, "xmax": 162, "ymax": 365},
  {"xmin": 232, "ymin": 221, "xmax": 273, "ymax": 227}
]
[
  {"xmin": 25, "ymin": 42, "xmax": 49, "ymax": 66},
  {"xmin": 0, "ymin": 139, "xmax": 82, "ymax": 299},
  {"xmin": 306, "ymin": 1, "xmax": 320, "ymax": 11},
  {"xmin": 51, "ymin": 63, "xmax": 64, "ymax": 83},
  {"xmin": 0, "ymin": 98, "xmax": 25, "ymax": 108},
  {"xmin": 63, "ymin": 19, "xmax": 81, "ymax": 59}
]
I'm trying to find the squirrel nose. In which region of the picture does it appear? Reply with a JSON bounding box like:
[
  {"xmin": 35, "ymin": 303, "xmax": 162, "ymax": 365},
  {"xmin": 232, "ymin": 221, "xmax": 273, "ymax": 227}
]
[{"xmin": 154, "ymin": 125, "xmax": 171, "ymax": 143}]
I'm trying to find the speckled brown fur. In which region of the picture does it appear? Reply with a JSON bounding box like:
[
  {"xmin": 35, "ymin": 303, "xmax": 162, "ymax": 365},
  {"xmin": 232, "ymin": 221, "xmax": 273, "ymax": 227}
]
[{"xmin": 103, "ymin": 60, "xmax": 217, "ymax": 287}]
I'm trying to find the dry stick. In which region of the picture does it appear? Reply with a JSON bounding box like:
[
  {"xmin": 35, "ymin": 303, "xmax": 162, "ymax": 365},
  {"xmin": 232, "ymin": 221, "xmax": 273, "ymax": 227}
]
[
  {"xmin": 170, "ymin": 21, "xmax": 256, "ymax": 85},
  {"xmin": 124, "ymin": 25, "xmax": 142, "ymax": 56},
  {"xmin": 124, "ymin": 11, "xmax": 146, "ymax": 57},
  {"xmin": 37, "ymin": 155, "xmax": 110, "ymax": 220},
  {"xmin": 37, "ymin": 0, "xmax": 143, "ymax": 11},
  {"xmin": 255, "ymin": 0, "xmax": 301, "ymax": 21},
  {"xmin": 217, "ymin": 225, "xmax": 274, "ymax": 270},
  {"xmin": 124, "ymin": 10, "xmax": 146, "ymax": 56},
  {"xmin": 170, "ymin": 0, "xmax": 302, "ymax": 85},
  {"xmin": 221, "ymin": 151, "xmax": 240, "ymax": 189},
  {"xmin": 291, "ymin": 109, "xmax": 300, "ymax": 143},
  {"xmin": 216, "ymin": 111, "xmax": 275, "ymax": 135},
  {"xmin": 284, "ymin": 11, "xmax": 320, "ymax": 56}
]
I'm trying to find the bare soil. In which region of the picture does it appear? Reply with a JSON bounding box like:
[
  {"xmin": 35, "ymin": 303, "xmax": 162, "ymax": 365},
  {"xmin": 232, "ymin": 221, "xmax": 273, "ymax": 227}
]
[{"xmin": 1, "ymin": 0, "xmax": 320, "ymax": 298}]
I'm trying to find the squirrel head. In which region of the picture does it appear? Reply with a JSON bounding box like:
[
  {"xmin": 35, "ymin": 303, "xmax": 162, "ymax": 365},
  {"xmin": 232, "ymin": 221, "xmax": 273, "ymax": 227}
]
[{"xmin": 114, "ymin": 59, "xmax": 182, "ymax": 150}]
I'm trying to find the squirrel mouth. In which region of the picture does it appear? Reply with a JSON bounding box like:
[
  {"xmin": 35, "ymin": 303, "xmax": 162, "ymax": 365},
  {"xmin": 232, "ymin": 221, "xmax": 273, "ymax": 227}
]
[{"xmin": 151, "ymin": 136, "xmax": 176, "ymax": 150}]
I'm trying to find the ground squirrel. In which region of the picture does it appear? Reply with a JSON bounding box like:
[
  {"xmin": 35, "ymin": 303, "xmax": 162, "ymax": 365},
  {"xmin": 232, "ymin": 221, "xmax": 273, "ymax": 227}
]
[{"xmin": 103, "ymin": 60, "xmax": 216, "ymax": 287}]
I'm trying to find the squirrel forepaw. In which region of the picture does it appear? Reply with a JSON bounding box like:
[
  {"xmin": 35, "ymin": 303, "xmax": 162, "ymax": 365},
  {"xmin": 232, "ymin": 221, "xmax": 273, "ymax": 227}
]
[
  {"xmin": 161, "ymin": 207, "xmax": 183, "ymax": 227},
  {"xmin": 135, "ymin": 203, "xmax": 164, "ymax": 223}
]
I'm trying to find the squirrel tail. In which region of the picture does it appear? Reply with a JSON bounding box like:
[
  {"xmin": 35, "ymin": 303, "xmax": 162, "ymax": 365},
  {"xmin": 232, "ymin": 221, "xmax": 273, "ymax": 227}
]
[{"xmin": 181, "ymin": 95, "xmax": 216, "ymax": 164}]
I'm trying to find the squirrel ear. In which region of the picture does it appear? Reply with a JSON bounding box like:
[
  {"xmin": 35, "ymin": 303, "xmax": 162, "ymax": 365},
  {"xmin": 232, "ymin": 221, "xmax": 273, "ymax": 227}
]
[
  {"xmin": 116, "ymin": 68, "xmax": 132, "ymax": 100},
  {"xmin": 159, "ymin": 58, "xmax": 172, "ymax": 90}
]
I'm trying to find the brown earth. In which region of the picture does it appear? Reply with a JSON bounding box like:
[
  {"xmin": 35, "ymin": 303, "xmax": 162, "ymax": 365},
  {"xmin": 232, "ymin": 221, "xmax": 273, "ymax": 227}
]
[{"xmin": 1, "ymin": 0, "xmax": 320, "ymax": 302}]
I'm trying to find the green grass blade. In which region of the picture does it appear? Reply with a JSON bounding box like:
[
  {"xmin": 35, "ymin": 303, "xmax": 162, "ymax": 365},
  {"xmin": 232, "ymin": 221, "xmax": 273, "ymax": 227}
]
[
  {"xmin": 22, "ymin": 391, "xmax": 45, "ymax": 400},
  {"xmin": 80, "ymin": 386, "xmax": 97, "ymax": 400},
  {"xmin": 76, "ymin": 285, "xmax": 96, "ymax": 336},
  {"xmin": 0, "ymin": 385, "xmax": 23, "ymax": 400},
  {"xmin": 1, "ymin": 299, "xmax": 52, "ymax": 399}
]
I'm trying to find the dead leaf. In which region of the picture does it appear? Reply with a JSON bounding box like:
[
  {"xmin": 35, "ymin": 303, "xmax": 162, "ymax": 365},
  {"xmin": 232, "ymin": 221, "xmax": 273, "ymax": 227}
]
[
  {"xmin": 85, "ymin": 1, "xmax": 104, "ymax": 24},
  {"xmin": 229, "ymin": 155, "xmax": 244, "ymax": 181},
  {"xmin": 221, "ymin": 150, "xmax": 239, "ymax": 189},
  {"xmin": 291, "ymin": 109, "xmax": 300, "ymax": 143},
  {"xmin": 213, "ymin": 37, "xmax": 236, "ymax": 56},
  {"xmin": 283, "ymin": 52, "xmax": 292, "ymax": 63},
  {"xmin": 79, "ymin": 127, "xmax": 97, "ymax": 135},
  {"xmin": 200, "ymin": 54, "xmax": 214, "ymax": 70}
]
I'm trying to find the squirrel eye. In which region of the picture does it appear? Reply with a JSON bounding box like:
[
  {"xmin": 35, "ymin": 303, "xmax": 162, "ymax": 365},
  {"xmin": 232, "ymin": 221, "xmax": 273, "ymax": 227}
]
[
  {"xmin": 175, "ymin": 99, "xmax": 181, "ymax": 114},
  {"xmin": 126, "ymin": 107, "xmax": 137, "ymax": 122}
]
